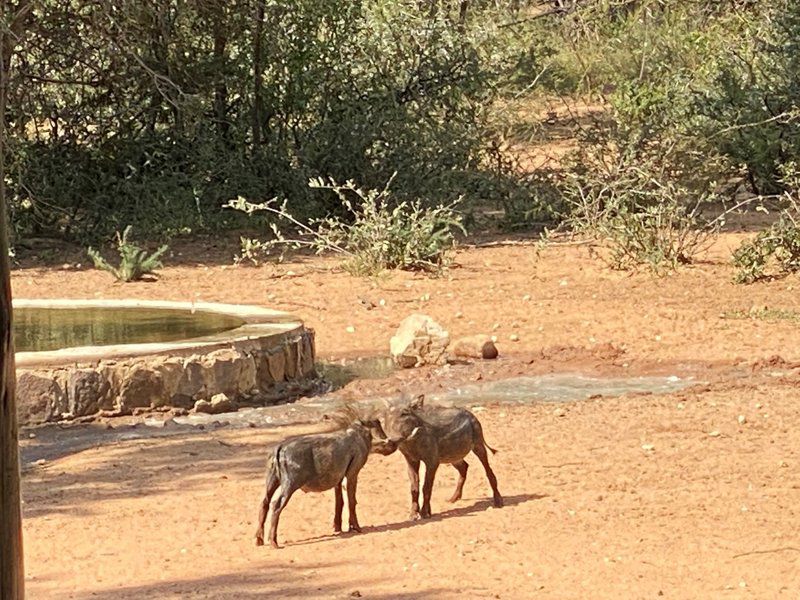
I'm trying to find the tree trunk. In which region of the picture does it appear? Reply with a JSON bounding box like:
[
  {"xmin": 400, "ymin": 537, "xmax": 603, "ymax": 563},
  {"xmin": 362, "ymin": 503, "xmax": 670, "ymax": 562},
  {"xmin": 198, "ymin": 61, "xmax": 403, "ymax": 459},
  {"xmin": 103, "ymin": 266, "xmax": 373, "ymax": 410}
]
[
  {"xmin": 0, "ymin": 4, "xmax": 24, "ymax": 597},
  {"xmin": 252, "ymin": 0, "xmax": 265, "ymax": 149}
]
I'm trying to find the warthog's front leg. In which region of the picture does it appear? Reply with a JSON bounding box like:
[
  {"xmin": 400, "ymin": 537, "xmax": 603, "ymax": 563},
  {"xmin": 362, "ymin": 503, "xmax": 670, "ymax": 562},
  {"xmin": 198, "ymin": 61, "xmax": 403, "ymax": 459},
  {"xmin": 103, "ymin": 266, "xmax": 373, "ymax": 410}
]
[
  {"xmin": 448, "ymin": 460, "xmax": 469, "ymax": 503},
  {"xmin": 255, "ymin": 473, "xmax": 280, "ymax": 546},
  {"xmin": 405, "ymin": 457, "xmax": 422, "ymax": 520},
  {"xmin": 420, "ymin": 459, "xmax": 439, "ymax": 518},
  {"xmin": 333, "ymin": 482, "xmax": 344, "ymax": 533},
  {"xmin": 346, "ymin": 475, "xmax": 361, "ymax": 533}
]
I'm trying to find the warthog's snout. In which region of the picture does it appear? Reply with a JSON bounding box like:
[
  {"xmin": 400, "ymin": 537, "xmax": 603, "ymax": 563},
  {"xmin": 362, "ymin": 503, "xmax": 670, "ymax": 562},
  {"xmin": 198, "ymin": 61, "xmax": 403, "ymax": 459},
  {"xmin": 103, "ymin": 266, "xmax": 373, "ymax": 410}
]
[{"xmin": 371, "ymin": 437, "xmax": 398, "ymax": 455}]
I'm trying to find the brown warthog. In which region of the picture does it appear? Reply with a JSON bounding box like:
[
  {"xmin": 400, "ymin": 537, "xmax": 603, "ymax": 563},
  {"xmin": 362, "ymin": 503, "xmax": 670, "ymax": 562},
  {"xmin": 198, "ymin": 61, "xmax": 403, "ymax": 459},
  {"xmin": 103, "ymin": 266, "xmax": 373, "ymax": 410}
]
[
  {"xmin": 382, "ymin": 394, "xmax": 503, "ymax": 519},
  {"xmin": 255, "ymin": 408, "xmax": 396, "ymax": 548}
]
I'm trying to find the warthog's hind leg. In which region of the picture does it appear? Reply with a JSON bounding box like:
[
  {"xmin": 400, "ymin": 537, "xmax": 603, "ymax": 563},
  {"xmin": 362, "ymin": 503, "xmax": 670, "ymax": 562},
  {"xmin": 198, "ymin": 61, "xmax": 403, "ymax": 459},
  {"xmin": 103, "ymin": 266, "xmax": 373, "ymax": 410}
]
[
  {"xmin": 255, "ymin": 473, "xmax": 280, "ymax": 546},
  {"xmin": 473, "ymin": 443, "xmax": 503, "ymax": 508},
  {"xmin": 448, "ymin": 460, "xmax": 469, "ymax": 503},
  {"xmin": 268, "ymin": 484, "xmax": 296, "ymax": 549},
  {"xmin": 346, "ymin": 475, "xmax": 361, "ymax": 533}
]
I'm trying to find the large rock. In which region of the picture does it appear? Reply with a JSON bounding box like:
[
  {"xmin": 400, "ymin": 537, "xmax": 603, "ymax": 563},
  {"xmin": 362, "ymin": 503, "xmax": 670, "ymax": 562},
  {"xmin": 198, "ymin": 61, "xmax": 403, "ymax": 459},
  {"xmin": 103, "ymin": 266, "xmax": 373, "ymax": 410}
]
[
  {"xmin": 17, "ymin": 371, "xmax": 68, "ymax": 422},
  {"xmin": 117, "ymin": 366, "xmax": 165, "ymax": 412},
  {"xmin": 193, "ymin": 393, "xmax": 236, "ymax": 415},
  {"xmin": 390, "ymin": 314, "xmax": 450, "ymax": 368},
  {"xmin": 451, "ymin": 334, "xmax": 498, "ymax": 360}
]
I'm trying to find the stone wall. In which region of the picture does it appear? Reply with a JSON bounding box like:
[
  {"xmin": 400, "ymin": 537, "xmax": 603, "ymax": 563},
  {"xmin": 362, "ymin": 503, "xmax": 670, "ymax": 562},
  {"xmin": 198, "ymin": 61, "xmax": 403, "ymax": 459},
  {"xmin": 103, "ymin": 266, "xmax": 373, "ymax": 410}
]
[{"xmin": 17, "ymin": 329, "xmax": 316, "ymax": 424}]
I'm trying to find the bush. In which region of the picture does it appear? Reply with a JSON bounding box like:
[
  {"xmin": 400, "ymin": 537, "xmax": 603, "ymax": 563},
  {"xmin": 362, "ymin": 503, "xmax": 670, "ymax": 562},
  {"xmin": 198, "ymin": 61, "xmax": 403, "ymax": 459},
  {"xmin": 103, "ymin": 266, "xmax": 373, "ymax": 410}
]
[
  {"xmin": 87, "ymin": 226, "xmax": 168, "ymax": 282},
  {"xmin": 228, "ymin": 176, "xmax": 465, "ymax": 276},
  {"xmin": 732, "ymin": 166, "xmax": 800, "ymax": 283}
]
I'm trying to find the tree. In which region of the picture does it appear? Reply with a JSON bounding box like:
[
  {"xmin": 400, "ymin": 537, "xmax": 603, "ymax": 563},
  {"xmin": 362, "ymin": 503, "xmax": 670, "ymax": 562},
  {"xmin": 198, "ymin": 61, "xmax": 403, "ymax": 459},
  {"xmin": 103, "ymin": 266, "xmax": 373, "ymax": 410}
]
[{"xmin": 1, "ymin": 1, "xmax": 28, "ymax": 598}]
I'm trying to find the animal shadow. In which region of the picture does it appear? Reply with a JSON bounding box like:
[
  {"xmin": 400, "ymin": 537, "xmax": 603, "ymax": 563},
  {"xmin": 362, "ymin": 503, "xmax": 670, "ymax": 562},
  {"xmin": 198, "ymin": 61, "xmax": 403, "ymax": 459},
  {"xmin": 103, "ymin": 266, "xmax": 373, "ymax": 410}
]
[{"xmin": 285, "ymin": 492, "xmax": 546, "ymax": 547}]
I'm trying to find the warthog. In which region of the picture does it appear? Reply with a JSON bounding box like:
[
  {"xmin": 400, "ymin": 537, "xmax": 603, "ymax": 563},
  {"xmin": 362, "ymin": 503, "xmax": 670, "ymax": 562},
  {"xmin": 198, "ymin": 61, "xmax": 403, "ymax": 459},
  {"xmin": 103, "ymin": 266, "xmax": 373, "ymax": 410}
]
[
  {"xmin": 382, "ymin": 394, "xmax": 503, "ymax": 519},
  {"xmin": 255, "ymin": 408, "xmax": 396, "ymax": 548}
]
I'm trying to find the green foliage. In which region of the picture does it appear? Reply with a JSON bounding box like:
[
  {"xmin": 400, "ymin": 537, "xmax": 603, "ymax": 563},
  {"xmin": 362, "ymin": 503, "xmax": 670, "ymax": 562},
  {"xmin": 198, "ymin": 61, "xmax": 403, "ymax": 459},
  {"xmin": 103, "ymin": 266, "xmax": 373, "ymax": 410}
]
[
  {"xmin": 732, "ymin": 164, "xmax": 800, "ymax": 283},
  {"xmin": 732, "ymin": 216, "xmax": 800, "ymax": 284},
  {"xmin": 6, "ymin": 0, "xmax": 532, "ymax": 241},
  {"xmin": 561, "ymin": 155, "xmax": 717, "ymax": 272},
  {"xmin": 87, "ymin": 226, "xmax": 168, "ymax": 282},
  {"xmin": 228, "ymin": 176, "xmax": 465, "ymax": 276}
]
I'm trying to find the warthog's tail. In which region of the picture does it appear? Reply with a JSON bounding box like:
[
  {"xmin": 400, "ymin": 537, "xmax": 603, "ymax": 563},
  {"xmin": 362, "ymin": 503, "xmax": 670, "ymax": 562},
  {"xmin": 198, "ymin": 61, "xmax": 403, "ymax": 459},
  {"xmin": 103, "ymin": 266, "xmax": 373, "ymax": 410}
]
[
  {"xmin": 264, "ymin": 444, "xmax": 282, "ymax": 482},
  {"xmin": 484, "ymin": 440, "xmax": 498, "ymax": 454}
]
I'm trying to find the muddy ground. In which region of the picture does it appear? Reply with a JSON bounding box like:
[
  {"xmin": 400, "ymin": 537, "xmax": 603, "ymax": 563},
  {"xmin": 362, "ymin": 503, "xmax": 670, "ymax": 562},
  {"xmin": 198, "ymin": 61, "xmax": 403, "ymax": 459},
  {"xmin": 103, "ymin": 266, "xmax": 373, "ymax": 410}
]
[{"xmin": 12, "ymin": 234, "xmax": 800, "ymax": 598}]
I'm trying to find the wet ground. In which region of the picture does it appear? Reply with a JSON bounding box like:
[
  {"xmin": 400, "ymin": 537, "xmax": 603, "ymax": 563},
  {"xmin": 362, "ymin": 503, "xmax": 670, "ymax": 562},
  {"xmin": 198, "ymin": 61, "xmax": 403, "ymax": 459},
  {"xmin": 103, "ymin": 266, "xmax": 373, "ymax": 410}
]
[{"xmin": 20, "ymin": 368, "xmax": 698, "ymax": 466}]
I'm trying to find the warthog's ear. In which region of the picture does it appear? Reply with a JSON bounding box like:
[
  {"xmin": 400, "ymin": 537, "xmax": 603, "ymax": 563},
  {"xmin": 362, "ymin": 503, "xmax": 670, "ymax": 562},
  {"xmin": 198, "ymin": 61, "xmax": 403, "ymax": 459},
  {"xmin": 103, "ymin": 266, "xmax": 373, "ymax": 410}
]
[
  {"xmin": 407, "ymin": 426, "xmax": 421, "ymax": 441},
  {"xmin": 410, "ymin": 394, "xmax": 425, "ymax": 410}
]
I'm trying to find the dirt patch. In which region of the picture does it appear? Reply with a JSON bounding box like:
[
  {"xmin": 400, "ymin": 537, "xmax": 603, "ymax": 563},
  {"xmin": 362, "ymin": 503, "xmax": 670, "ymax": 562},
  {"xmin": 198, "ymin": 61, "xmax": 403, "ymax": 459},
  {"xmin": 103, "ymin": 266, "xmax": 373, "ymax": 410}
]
[{"xmin": 13, "ymin": 234, "xmax": 800, "ymax": 597}]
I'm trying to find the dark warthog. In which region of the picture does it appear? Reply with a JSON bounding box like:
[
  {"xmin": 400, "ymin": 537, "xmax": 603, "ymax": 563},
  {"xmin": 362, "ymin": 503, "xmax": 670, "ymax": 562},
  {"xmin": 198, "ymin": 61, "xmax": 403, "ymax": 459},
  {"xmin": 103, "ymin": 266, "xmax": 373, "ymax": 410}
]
[
  {"xmin": 382, "ymin": 394, "xmax": 502, "ymax": 519},
  {"xmin": 255, "ymin": 408, "xmax": 396, "ymax": 548}
]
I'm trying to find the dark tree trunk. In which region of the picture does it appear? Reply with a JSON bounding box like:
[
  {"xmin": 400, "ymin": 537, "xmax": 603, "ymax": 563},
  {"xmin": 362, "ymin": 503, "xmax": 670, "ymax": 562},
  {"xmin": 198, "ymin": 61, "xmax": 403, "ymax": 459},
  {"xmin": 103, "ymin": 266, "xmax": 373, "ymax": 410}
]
[
  {"xmin": 252, "ymin": 0, "xmax": 265, "ymax": 149},
  {"xmin": 0, "ymin": 3, "xmax": 25, "ymax": 598}
]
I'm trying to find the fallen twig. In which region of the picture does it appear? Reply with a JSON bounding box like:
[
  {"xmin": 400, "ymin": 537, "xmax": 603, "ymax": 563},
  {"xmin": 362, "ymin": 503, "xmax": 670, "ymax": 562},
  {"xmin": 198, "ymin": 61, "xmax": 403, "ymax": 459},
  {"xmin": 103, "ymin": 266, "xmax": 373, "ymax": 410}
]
[{"xmin": 733, "ymin": 547, "xmax": 800, "ymax": 559}]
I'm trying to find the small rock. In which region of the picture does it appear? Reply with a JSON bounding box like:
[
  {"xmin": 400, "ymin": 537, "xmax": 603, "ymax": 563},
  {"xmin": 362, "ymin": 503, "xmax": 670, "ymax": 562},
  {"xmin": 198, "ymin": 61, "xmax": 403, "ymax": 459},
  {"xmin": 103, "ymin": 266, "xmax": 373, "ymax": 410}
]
[
  {"xmin": 454, "ymin": 311, "xmax": 463, "ymax": 319},
  {"xmin": 193, "ymin": 399, "xmax": 213, "ymax": 414},
  {"xmin": 676, "ymin": 402, "xmax": 685, "ymax": 410},
  {"xmin": 553, "ymin": 407, "xmax": 567, "ymax": 418},
  {"xmin": 420, "ymin": 293, "xmax": 430, "ymax": 302},
  {"xmin": 28, "ymin": 433, "xmax": 36, "ymax": 439},
  {"xmin": 755, "ymin": 403, "xmax": 762, "ymax": 409},
  {"xmin": 35, "ymin": 459, "xmax": 46, "ymax": 466},
  {"xmin": 522, "ymin": 294, "xmax": 531, "ymax": 301},
  {"xmin": 779, "ymin": 460, "xmax": 789, "ymax": 468},
  {"xmin": 641, "ymin": 444, "xmax": 655, "ymax": 452},
  {"xmin": 708, "ymin": 430, "xmax": 721, "ymax": 437},
  {"xmin": 379, "ymin": 299, "xmax": 386, "ymax": 306},
  {"xmin": 451, "ymin": 335, "xmax": 498, "ymax": 360},
  {"xmin": 350, "ymin": 592, "xmax": 362, "ymax": 598},
  {"xmin": 737, "ymin": 415, "xmax": 747, "ymax": 425},
  {"xmin": 492, "ymin": 322, "xmax": 500, "ymax": 331},
  {"xmin": 559, "ymin": 279, "xmax": 568, "ymax": 286},
  {"xmin": 509, "ymin": 334, "xmax": 520, "ymax": 342}
]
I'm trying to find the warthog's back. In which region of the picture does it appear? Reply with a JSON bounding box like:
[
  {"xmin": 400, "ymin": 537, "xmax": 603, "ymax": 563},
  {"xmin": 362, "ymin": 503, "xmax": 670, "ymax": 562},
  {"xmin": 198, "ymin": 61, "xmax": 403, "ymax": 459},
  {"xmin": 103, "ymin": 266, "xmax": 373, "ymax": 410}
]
[
  {"xmin": 277, "ymin": 428, "xmax": 370, "ymax": 493},
  {"xmin": 418, "ymin": 406, "xmax": 482, "ymax": 463}
]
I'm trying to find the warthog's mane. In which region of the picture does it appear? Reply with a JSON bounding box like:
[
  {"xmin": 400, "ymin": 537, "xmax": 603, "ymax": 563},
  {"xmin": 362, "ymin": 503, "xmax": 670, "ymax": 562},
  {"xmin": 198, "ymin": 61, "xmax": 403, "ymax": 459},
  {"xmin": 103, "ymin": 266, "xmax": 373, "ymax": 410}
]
[{"xmin": 323, "ymin": 402, "xmax": 379, "ymax": 429}]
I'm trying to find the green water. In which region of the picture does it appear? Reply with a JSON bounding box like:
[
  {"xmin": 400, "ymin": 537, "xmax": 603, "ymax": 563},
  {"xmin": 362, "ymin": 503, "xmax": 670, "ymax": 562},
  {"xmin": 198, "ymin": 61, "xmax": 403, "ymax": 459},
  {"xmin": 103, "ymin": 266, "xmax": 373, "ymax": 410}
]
[{"xmin": 13, "ymin": 307, "xmax": 246, "ymax": 352}]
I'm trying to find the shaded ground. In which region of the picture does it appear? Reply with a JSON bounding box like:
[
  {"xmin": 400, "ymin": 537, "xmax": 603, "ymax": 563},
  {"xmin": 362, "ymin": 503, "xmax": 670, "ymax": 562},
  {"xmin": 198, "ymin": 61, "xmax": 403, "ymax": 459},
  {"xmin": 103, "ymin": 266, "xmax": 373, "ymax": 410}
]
[{"xmin": 12, "ymin": 235, "xmax": 800, "ymax": 597}]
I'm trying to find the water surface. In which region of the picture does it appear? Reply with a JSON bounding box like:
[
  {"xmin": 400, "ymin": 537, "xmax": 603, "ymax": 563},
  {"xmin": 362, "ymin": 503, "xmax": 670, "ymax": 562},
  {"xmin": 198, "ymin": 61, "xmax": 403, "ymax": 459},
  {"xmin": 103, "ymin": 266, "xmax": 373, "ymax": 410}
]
[{"xmin": 14, "ymin": 307, "xmax": 246, "ymax": 352}]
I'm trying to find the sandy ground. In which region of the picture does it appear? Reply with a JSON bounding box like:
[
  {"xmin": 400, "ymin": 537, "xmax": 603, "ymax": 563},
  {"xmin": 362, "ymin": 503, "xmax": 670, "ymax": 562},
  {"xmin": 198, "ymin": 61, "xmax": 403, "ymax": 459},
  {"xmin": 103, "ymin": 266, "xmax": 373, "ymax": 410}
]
[{"xmin": 12, "ymin": 234, "xmax": 800, "ymax": 598}]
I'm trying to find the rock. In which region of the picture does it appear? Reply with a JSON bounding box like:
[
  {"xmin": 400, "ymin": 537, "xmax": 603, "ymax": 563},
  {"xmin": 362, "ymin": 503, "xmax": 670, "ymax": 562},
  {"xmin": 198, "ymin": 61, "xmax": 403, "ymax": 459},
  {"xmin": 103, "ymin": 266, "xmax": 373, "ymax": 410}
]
[
  {"xmin": 509, "ymin": 334, "xmax": 520, "ymax": 342},
  {"xmin": 17, "ymin": 370, "xmax": 68, "ymax": 423},
  {"xmin": 737, "ymin": 414, "xmax": 747, "ymax": 425},
  {"xmin": 390, "ymin": 314, "xmax": 450, "ymax": 368},
  {"xmin": 193, "ymin": 394, "xmax": 236, "ymax": 415},
  {"xmin": 553, "ymin": 407, "xmax": 567, "ymax": 417},
  {"xmin": 193, "ymin": 399, "xmax": 214, "ymax": 414},
  {"xmin": 641, "ymin": 444, "xmax": 655, "ymax": 452},
  {"xmin": 117, "ymin": 366, "xmax": 165, "ymax": 412},
  {"xmin": 708, "ymin": 430, "xmax": 721, "ymax": 437},
  {"xmin": 210, "ymin": 393, "xmax": 236, "ymax": 413},
  {"xmin": 68, "ymin": 369, "xmax": 111, "ymax": 417},
  {"xmin": 451, "ymin": 335, "xmax": 498, "ymax": 360}
]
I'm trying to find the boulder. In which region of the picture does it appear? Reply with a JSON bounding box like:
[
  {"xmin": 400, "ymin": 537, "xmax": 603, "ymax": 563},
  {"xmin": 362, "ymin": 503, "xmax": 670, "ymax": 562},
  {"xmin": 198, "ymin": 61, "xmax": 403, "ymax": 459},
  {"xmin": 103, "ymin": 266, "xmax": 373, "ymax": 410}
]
[
  {"xmin": 390, "ymin": 314, "xmax": 450, "ymax": 368},
  {"xmin": 193, "ymin": 393, "xmax": 236, "ymax": 415},
  {"xmin": 451, "ymin": 334, "xmax": 499, "ymax": 360}
]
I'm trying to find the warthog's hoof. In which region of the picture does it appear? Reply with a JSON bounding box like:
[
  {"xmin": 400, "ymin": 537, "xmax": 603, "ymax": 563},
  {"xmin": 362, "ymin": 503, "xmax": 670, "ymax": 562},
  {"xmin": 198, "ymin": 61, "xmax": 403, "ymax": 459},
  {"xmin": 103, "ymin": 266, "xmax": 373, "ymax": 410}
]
[
  {"xmin": 420, "ymin": 508, "xmax": 432, "ymax": 519},
  {"xmin": 493, "ymin": 496, "xmax": 504, "ymax": 508},
  {"xmin": 333, "ymin": 525, "xmax": 343, "ymax": 534},
  {"xmin": 447, "ymin": 494, "xmax": 461, "ymax": 503},
  {"xmin": 255, "ymin": 536, "xmax": 264, "ymax": 547},
  {"xmin": 348, "ymin": 525, "xmax": 362, "ymax": 534},
  {"xmin": 409, "ymin": 511, "xmax": 422, "ymax": 521},
  {"xmin": 270, "ymin": 540, "xmax": 280, "ymax": 549}
]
